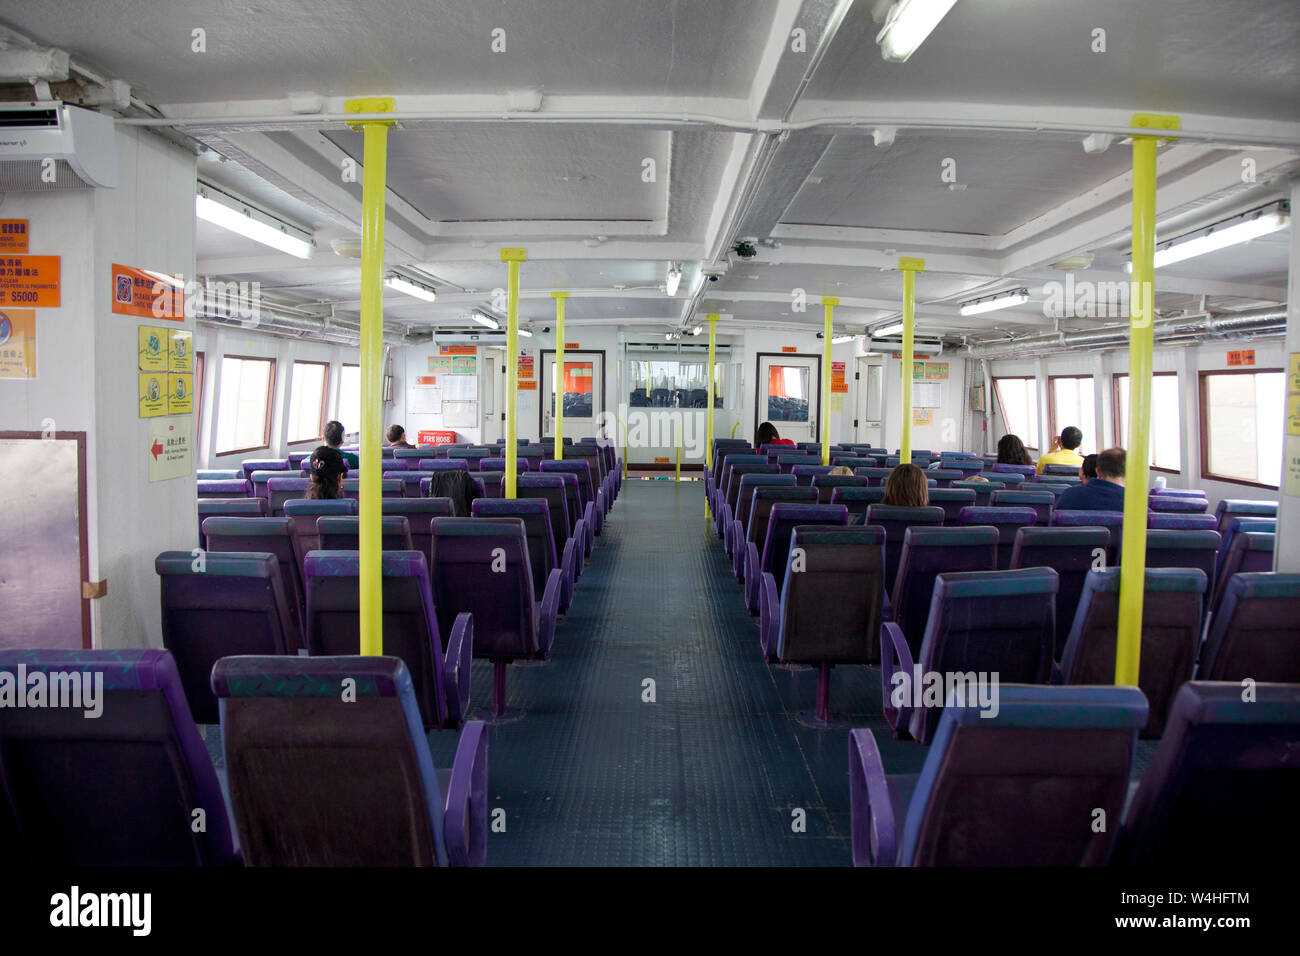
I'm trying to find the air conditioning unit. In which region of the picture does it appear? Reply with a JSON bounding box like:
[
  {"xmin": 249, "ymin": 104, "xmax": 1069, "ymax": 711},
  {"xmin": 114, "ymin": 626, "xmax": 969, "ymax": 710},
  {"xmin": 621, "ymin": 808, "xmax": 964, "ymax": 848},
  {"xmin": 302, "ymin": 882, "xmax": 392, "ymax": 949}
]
[{"xmin": 0, "ymin": 102, "xmax": 117, "ymax": 190}]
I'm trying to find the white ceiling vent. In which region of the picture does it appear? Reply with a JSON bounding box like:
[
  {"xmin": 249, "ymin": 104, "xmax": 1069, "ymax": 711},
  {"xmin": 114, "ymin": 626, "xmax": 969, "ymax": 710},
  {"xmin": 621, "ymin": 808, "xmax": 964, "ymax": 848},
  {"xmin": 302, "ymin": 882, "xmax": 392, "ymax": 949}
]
[{"xmin": 0, "ymin": 102, "xmax": 117, "ymax": 190}]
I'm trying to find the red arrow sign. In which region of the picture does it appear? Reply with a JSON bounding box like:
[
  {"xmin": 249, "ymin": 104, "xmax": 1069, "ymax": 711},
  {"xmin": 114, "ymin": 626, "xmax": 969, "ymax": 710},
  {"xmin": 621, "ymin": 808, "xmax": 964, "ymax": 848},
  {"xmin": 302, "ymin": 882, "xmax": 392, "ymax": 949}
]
[{"xmin": 150, "ymin": 439, "xmax": 163, "ymax": 460}]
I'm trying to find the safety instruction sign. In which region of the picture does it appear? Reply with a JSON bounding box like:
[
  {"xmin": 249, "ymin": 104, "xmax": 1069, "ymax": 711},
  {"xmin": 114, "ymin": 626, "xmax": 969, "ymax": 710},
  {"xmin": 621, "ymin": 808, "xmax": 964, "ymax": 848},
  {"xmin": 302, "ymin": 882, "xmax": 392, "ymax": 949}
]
[
  {"xmin": 924, "ymin": 362, "xmax": 949, "ymax": 380},
  {"xmin": 0, "ymin": 220, "xmax": 29, "ymax": 253},
  {"xmin": 169, "ymin": 329, "xmax": 193, "ymax": 372},
  {"xmin": 913, "ymin": 409, "xmax": 934, "ymax": 426},
  {"xmin": 518, "ymin": 380, "xmax": 537, "ymax": 391},
  {"xmin": 518, "ymin": 354, "xmax": 535, "ymax": 380},
  {"xmin": 0, "ymin": 255, "xmax": 59, "ymax": 307},
  {"xmin": 428, "ymin": 356, "xmax": 453, "ymax": 374},
  {"xmin": 112, "ymin": 264, "xmax": 184, "ymax": 320},
  {"xmin": 0, "ymin": 308, "xmax": 36, "ymax": 378},
  {"xmin": 148, "ymin": 416, "xmax": 191, "ymax": 482},
  {"xmin": 831, "ymin": 361, "xmax": 848, "ymax": 394},
  {"xmin": 139, "ymin": 371, "xmax": 169, "ymax": 418},
  {"xmin": 452, "ymin": 356, "xmax": 476, "ymax": 375},
  {"xmin": 138, "ymin": 326, "xmax": 170, "ymax": 371},
  {"xmin": 439, "ymin": 344, "xmax": 476, "ymax": 355},
  {"xmin": 168, "ymin": 373, "xmax": 194, "ymax": 415}
]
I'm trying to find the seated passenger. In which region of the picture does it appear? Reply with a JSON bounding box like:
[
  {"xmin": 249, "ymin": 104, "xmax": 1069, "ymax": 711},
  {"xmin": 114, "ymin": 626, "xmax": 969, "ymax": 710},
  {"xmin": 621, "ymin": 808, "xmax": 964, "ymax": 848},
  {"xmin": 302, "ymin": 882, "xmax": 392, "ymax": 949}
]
[
  {"xmin": 306, "ymin": 446, "xmax": 348, "ymax": 499},
  {"xmin": 386, "ymin": 424, "xmax": 415, "ymax": 449},
  {"xmin": 827, "ymin": 465, "xmax": 854, "ymax": 477},
  {"xmin": 323, "ymin": 420, "xmax": 360, "ymax": 469},
  {"xmin": 1035, "ymin": 426, "xmax": 1084, "ymax": 474},
  {"xmin": 997, "ymin": 433, "xmax": 1034, "ymax": 466},
  {"xmin": 1079, "ymin": 453, "xmax": 1098, "ymax": 484},
  {"xmin": 756, "ymin": 421, "xmax": 794, "ymax": 447},
  {"xmin": 1055, "ymin": 447, "xmax": 1125, "ymax": 511},
  {"xmin": 881, "ymin": 463, "xmax": 929, "ymax": 507}
]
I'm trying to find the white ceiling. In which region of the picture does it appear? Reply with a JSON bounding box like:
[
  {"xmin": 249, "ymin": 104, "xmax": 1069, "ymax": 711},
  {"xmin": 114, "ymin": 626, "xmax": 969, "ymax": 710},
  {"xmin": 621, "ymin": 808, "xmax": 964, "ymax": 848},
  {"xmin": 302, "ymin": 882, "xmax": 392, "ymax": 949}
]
[{"xmin": 1, "ymin": 0, "xmax": 1296, "ymax": 346}]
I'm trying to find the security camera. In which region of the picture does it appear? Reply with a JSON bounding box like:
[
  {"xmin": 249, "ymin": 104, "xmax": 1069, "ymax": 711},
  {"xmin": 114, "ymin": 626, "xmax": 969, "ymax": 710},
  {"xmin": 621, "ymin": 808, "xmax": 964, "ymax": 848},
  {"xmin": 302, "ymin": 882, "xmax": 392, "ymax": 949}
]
[
  {"xmin": 733, "ymin": 240, "xmax": 758, "ymax": 259},
  {"xmin": 707, "ymin": 273, "xmax": 719, "ymax": 281},
  {"xmin": 542, "ymin": 326, "xmax": 551, "ymax": 333}
]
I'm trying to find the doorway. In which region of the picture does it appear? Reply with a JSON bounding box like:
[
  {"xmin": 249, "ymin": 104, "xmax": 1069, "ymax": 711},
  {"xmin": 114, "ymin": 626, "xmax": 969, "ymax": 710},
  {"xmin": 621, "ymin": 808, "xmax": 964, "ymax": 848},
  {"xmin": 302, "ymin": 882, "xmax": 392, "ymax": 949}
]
[
  {"xmin": 541, "ymin": 350, "xmax": 605, "ymax": 440},
  {"xmin": 754, "ymin": 352, "xmax": 821, "ymax": 445}
]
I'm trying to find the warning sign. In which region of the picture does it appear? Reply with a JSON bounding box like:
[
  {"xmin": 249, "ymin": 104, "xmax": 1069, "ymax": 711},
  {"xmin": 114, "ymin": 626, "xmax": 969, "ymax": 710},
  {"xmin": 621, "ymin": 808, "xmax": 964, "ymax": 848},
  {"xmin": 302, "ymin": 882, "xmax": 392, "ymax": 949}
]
[
  {"xmin": 168, "ymin": 373, "xmax": 194, "ymax": 415},
  {"xmin": 169, "ymin": 329, "xmax": 193, "ymax": 372},
  {"xmin": 518, "ymin": 354, "xmax": 535, "ymax": 380},
  {"xmin": 439, "ymin": 344, "xmax": 476, "ymax": 355},
  {"xmin": 0, "ymin": 255, "xmax": 59, "ymax": 307},
  {"xmin": 831, "ymin": 361, "xmax": 848, "ymax": 394},
  {"xmin": 138, "ymin": 326, "xmax": 170, "ymax": 371},
  {"xmin": 518, "ymin": 380, "xmax": 537, "ymax": 391},
  {"xmin": 148, "ymin": 416, "xmax": 191, "ymax": 482},
  {"xmin": 139, "ymin": 372, "xmax": 169, "ymax": 418},
  {"xmin": 0, "ymin": 308, "xmax": 36, "ymax": 379},
  {"xmin": 112, "ymin": 264, "xmax": 184, "ymax": 320},
  {"xmin": 0, "ymin": 220, "xmax": 29, "ymax": 253},
  {"xmin": 1227, "ymin": 349, "xmax": 1255, "ymax": 367}
]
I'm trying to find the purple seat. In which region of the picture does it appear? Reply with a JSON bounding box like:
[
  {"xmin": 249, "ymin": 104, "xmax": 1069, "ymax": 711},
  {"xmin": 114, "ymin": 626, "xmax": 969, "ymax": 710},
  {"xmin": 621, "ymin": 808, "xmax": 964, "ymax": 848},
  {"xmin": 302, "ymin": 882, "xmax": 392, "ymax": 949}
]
[
  {"xmin": 855, "ymin": 466, "xmax": 895, "ymax": 487},
  {"xmin": 1148, "ymin": 512, "xmax": 1217, "ymax": 531},
  {"xmin": 889, "ymin": 526, "xmax": 999, "ymax": 657},
  {"xmin": 957, "ymin": 506, "xmax": 1038, "ymax": 570},
  {"xmin": 283, "ymin": 498, "xmax": 356, "ymax": 583},
  {"xmin": 473, "ymin": 472, "xmax": 503, "ymax": 499},
  {"xmin": 247, "ymin": 469, "xmax": 289, "ymax": 502},
  {"xmin": 420, "ymin": 458, "xmax": 470, "ymax": 472},
  {"xmin": 197, "ymin": 497, "xmax": 267, "ymax": 546},
  {"xmin": 197, "ymin": 468, "xmax": 241, "ymax": 480},
  {"xmin": 448, "ymin": 447, "xmax": 491, "ymax": 463},
  {"xmin": 1208, "ymin": 531, "xmax": 1276, "ymax": 624},
  {"xmin": 1148, "ymin": 495, "xmax": 1208, "ymax": 514},
  {"xmin": 864, "ymin": 504, "xmax": 945, "ymax": 589},
  {"xmin": 342, "ymin": 477, "xmax": 404, "ymax": 499},
  {"xmin": 727, "ymin": 472, "xmax": 796, "ymax": 558},
  {"xmin": 790, "ymin": 464, "xmax": 832, "ymax": 487},
  {"xmin": 761, "ymin": 528, "xmax": 888, "ymax": 727},
  {"xmin": 429, "ymin": 517, "xmax": 562, "ymax": 721},
  {"xmin": 287, "ymin": 451, "xmax": 313, "ymax": 468},
  {"xmin": 751, "ymin": 504, "xmax": 849, "ymax": 617},
  {"xmin": 266, "ymin": 476, "xmax": 310, "ymax": 516},
  {"xmin": 739, "ymin": 490, "xmax": 820, "ymax": 605},
  {"xmin": 1036, "ymin": 475, "xmax": 1081, "ymax": 486},
  {"xmin": 213, "ymin": 655, "xmax": 486, "ymax": 866},
  {"xmin": 567, "ymin": 444, "xmax": 613, "ymax": 507},
  {"xmin": 849, "ymin": 685, "xmax": 1145, "ymax": 866},
  {"xmin": 0, "ymin": 649, "xmax": 237, "ymax": 865},
  {"xmin": 383, "ymin": 497, "xmax": 455, "ymax": 572},
  {"xmin": 813, "ymin": 474, "xmax": 869, "ymax": 505},
  {"xmin": 384, "ymin": 470, "xmax": 437, "ymax": 498},
  {"xmin": 1058, "ymin": 567, "xmax": 1206, "ymax": 737},
  {"xmin": 1196, "ymin": 572, "xmax": 1300, "ymax": 681},
  {"xmin": 241, "ymin": 458, "xmax": 288, "ymax": 480},
  {"xmin": 1125, "ymin": 529, "xmax": 1221, "ymax": 618},
  {"xmin": 198, "ymin": 478, "xmax": 250, "ymax": 499},
  {"xmin": 157, "ymin": 549, "xmax": 300, "ymax": 722},
  {"xmin": 711, "ymin": 451, "xmax": 761, "ymax": 511},
  {"xmin": 1215, "ymin": 516, "xmax": 1275, "ymax": 578},
  {"xmin": 317, "ymin": 514, "xmax": 415, "ymax": 552},
  {"xmin": 829, "ymin": 485, "xmax": 886, "ymax": 521},
  {"xmin": 1214, "ymin": 498, "xmax": 1277, "ymax": 533},
  {"xmin": 988, "ymin": 489, "xmax": 1054, "ymax": 525},
  {"xmin": 735, "ymin": 482, "xmax": 808, "ymax": 581},
  {"xmin": 717, "ymin": 462, "xmax": 780, "ymax": 538},
  {"xmin": 880, "ymin": 568, "xmax": 1057, "ymax": 745},
  {"xmin": 1050, "ymin": 509, "xmax": 1123, "ymax": 564},
  {"xmin": 382, "ymin": 459, "xmax": 410, "ymax": 472},
  {"xmin": 303, "ymin": 550, "xmax": 472, "ymax": 730},
  {"xmin": 1114, "ymin": 681, "xmax": 1300, "ymax": 867},
  {"xmin": 518, "ymin": 474, "xmax": 585, "ymax": 582},
  {"xmin": 950, "ymin": 480, "xmax": 992, "ymax": 508},
  {"xmin": 944, "ymin": 460, "xmax": 985, "ymax": 478},
  {"xmin": 831, "ymin": 456, "xmax": 878, "ymax": 469},
  {"xmin": 545, "ymin": 470, "xmax": 593, "ymax": 557},
  {"xmin": 925, "ymin": 487, "xmax": 977, "ymax": 523},
  {"xmin": 1043, "ymin": 463, "xmax": 1082, "ymax": 476},
  {"xmin": 202, "ymin": 516, "xmax": 304, "ymax": 641},
  {"xmin": 1151, "ymin": 488, "xmax": 1207, "ymax": 498},
  {"xmin": 540, "ymin": 459, "xmax": 603, "ymax": 538},
  {"xmin": 925, "ymin": 468, "xmax": 963, "ymax": 488},
  {"xmin": 992, "ymin": 463, "xmax": 1036, "ymax": 478},
  {"xmin": 479, "ymin": 457, "xmax": 531, "ymax": 473},
  {"xmin": 472, "ymin": 497, "xmax": 575, "ymax": 611},
  {"xmin": 978, "ymin": 471, "xmax": 1024, "ymax": 488},
  {"xmin": 776, "ymin": 454, "xmax": 820, "ymax": 475},
  {"xmin": 1009, "ymin": 526, "xmax": 1111, "ymax": 659},
  {"xmin": 392, "ymin": 447, "xmax": 428, "ymax": 461}
]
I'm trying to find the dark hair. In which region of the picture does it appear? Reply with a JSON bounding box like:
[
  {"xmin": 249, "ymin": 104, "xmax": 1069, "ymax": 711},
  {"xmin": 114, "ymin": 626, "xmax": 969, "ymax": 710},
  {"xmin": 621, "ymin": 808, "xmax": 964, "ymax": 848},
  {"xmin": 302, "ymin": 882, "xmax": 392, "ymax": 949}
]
[
  {"xmin": 996, "ymin": 433, "xmax": 1033, "ymax": 466},
  {"xmin": 756, "ymin": 421, "xmax": 780, "ymax": 446},
  {"xmin": 323, "ymin": 420, "xmax": 345, "ymax": 447},
  {"xmin": 1097, "ymin": 447, "xmax": 1126, "ymax": 480},
  {"xmin": 1061, "ymin": 426, "xmax": 1083, "ymax": 450},
  {"xmin": 306, "ymin": 445, "xmax": 348, "ymax": 499},
  {"xmin": 386, "ymin": 424, "xmax": 406, "ymax": 444},
  {"xmin": 1080, "ymin": 453, "xmax": 1098, "ymax": 479},
  {"xmin": 882, "ymin": 463, "xmax": 929, "ymax": 507}
]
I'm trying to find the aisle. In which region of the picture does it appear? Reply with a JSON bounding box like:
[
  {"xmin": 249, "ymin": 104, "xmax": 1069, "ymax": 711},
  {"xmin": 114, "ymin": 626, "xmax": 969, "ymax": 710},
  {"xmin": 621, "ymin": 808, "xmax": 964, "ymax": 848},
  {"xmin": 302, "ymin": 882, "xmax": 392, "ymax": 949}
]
[{"xmin": 437, "ymin": 478, "xmax": 927, "ymax": 866}]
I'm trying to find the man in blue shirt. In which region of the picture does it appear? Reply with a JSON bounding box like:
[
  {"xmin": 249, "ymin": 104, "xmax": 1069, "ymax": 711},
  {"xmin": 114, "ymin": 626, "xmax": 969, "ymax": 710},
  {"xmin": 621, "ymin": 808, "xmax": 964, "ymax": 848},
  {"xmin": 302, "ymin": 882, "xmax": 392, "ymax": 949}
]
[{"xmin": 1055, "ymin": 447, "xmax": 1125, "ymax": 511}]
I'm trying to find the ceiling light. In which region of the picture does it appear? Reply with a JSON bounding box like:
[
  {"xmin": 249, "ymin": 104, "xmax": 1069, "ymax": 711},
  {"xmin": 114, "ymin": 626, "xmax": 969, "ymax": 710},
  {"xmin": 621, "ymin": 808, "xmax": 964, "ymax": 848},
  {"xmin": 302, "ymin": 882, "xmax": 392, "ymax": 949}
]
[
  {"xmin": 872, "ymin": 322, "xmax": 905, "ymax": 337},
  {"xmin": 665, "ymin": 264, "xmax": 682, "ymax": 297},
  {"xmin": 472, "ymin": 310, "xmax": 499, "ymax": 330},
  {"xmin": 876, "ymin": 0, "xmax": 960, "ymax": 63},
  {"xmin": 384, "ymin": 274, "xmax": 437, "ymax": 302},
  {"xmin": 1124, "ymin": 202, "xmax": 1290, "ymax": 272},
  {"xmin": 518, "ymin": 327, "xmax": 533, "ymax": 337},
  {"xmin": 195, "ymin": 186, "xmax": 314, "ymax": 259},
  {"xmin": 832, "ymin": 334, "xmax": 854, "ymax": 344},
  {"xmin": 959, "ymin": 288, "xmax": 1030, "ymax": 316},
  {"xmin": 692, "ymin": 325, "xmax": 703, "ymax": 336}
]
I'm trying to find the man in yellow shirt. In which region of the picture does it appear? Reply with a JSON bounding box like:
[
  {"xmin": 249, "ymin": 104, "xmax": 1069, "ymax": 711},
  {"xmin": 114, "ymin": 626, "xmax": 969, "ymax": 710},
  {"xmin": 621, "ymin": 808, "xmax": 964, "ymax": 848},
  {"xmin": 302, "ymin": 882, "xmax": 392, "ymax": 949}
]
[{"xmin": 1036, "ymin": 426, "xmax": 1085, "ymax": 474}]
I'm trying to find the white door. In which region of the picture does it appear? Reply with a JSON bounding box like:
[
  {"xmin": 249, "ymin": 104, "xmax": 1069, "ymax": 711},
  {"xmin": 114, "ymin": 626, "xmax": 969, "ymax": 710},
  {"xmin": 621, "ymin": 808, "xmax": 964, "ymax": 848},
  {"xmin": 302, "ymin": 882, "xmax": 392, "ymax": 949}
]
[
  {"xmin": 481, "ymin": 351, "xmax": 505, "ymax": 444},
  {"xmin": 756, "ymin": 353, "xmax": 819, "ymax": 445},
  {"xmin": 542, "ymin": 350, "xmax": 603, "ymax": 441},
  {"xmin": 856, "ymin": 356, "xmax": 884, "ymax": 446}
]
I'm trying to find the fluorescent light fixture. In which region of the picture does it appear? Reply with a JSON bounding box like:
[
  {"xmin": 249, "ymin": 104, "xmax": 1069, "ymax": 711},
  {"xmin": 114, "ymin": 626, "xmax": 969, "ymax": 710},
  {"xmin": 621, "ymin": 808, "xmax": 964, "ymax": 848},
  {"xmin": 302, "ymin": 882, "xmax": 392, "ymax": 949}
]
[
  {"xmin": 876, "ymin": 0, "xmax": 960, "ymax": 63},
  {"xmin": 832, "ymin": 334, "xmax": 854, "ymax": 344},
  {"xmin": 471, "ymin": 310, "xmax": 499, "ymax": 330},
  {"xmin": 692, "ymin": 325, "xmax": 703, "ymax": 336},
  {"xmin": 872, "ymin": 322, "xmax": 905, "ymax": 337},
  {"xmin": 195, "ymin": 187, "xmax": 314, "ymax": 259},
  {"xmin": 518, "ymin": 327, "xmax": 533, "ymax": 337},
  {"xmin": 384, "ymin": 274, "xmax": 437, "ymax": 302},
  {"xmin": 1125, "ymin": 202, "xmax": 1290, "ymax": 272},
  {"xmin": 959, "ymin": 288, "xmax": 1030, "ymax": 316},
  {"xmin": 665, "ymin": 264, "xmax": 682, "ymax": 297}
]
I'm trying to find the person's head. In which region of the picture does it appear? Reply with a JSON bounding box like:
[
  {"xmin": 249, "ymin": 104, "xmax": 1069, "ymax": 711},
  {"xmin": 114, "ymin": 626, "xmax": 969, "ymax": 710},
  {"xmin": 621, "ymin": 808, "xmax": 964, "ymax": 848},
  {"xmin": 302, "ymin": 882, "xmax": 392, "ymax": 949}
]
[
  {"xmin": 1080, "ymin": 453, "xmax": 1098, "ymax": 483},
  {"xmin": 386, "ymin": 424, "xmax": 406, "ymax": 445},
  {"xmin": 306, "ymin": 445, "xmax": 348, "ymax": 499},
  {"xmin": 997, "ymin": 433, "xmax": 1033, "ymax": 466},
  {"xmin": 1096, "ymin": 447, "xmax": 1126, "ymax": 485},
  {"xmin": 965, "ymin": 474, "xmax": 988, "ymax": 483},
  {"xmin": 322, "ymin": 420, "xmax": 345, "ymax": 448},
  {"xmin": 882, "ymin": 463, "xmax": 929, "ymax": 507},
  {"xmin": 1060, "ymin": 426, "xmax": 1083, "ymax": 451},
  {"xmin": 756, "ymin": 421, "xmax": 779, "ymax": 447},
  {"xmin": 828, "ymin": 465, "xmax": 853, "ymax": 477}
]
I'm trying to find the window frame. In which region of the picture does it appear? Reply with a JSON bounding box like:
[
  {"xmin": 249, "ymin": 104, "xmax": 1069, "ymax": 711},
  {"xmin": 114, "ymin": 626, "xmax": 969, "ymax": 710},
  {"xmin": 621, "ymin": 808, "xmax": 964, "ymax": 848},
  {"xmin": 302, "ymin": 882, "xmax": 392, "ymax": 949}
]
[
  {"xmin": 991, "ymin": 375, "xmax": 1041, "ymax": 452},
  {"xmin": 1047, "ymin": 374, "xmax": 1095, "ymax": 454},
  {"xmin": 213, "ymin": 354, "xmax": 277, "ymax": 457},
  {"xmin": 1198, "ymin": 367, "xmax": 1284, "ymax": 490},
  {"xmin": 1112, "ymin": 371, "xmax": 1180, "ymax": 475},
  {"xmin": 286, "ymin": 360, "xmax": 331, "ymax": 445}
]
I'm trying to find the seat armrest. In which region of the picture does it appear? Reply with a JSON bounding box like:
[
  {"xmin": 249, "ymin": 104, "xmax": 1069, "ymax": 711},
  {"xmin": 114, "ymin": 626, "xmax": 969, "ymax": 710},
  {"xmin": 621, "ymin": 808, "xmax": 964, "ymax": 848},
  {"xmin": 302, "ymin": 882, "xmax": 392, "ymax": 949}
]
[
  {"xmin": 848, "ymin": 729, "xmax": 900, "ymax": 867},
  {"xmin": 442, "ymin": 611, "xmax": 474, "ymax": 727},
  {"xmin": 879, "ymin": 621, "xmax": 916, "ymax": 739},
  {"xmin": 561, "ymin": 537, "xmax": 578, "ymax": 601},
  {"xmin": 582, "ymin": 503, "xmax": 595, "ymax": 554},
  {"xmin": 760, "ymin": 572, "xmax": 780, "ymax": 660},
  {"xmin": 442, "ymin": 720, "xmax": 488, "ymax": 866},
  {"xmin": 881, "ymin": 587, "xmax": 893, "ymax": 623},
  {"xmin": 722, "ymin": 503, "xmax": 735, "ymax": 554},
  {"xmin": 571, "ymin": 521, "xmax": 587, "ymax": 574},
  {"xmin": 537, "ymin": 568, "xmax": 564, "ymax": 657},
  {"xmin": 744, "ymin": 541, "xmax": 761, "ymax": 613},
  {"xmin": 732, "ymin": 522, "xmax": 746, "ymax": 579}
]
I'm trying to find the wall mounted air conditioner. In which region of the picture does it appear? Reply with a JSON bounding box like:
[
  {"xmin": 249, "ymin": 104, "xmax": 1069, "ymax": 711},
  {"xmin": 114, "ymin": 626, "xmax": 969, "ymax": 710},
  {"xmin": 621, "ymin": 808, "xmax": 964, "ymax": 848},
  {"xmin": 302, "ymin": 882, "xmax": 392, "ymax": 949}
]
[{"xmin": 0, "ymin": 102, "xmax": 117, "ymax": 190}]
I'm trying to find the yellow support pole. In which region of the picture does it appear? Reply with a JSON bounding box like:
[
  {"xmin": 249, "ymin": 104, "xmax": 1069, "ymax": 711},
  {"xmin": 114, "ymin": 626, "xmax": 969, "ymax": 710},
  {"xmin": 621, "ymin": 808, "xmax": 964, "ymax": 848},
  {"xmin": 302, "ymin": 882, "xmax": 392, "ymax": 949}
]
[
  {"xmin": 705, "ymin": 313, "xmax": 720, "ymax": 517},
  {"xmin": 552, "ymin": 292, "xmax": 567, "ymax": 460},
  {"xmin": 502, "ymin": 248, "xmax": 526, "ymax": 498},
  {"xmin": 730, "ymin": 421, "xmax": 739, "ymax": 439},
  {"xmin": 820, "ymin": 297, "xmax": 838, "ymax": 466},
  {"xmin": 345, "ymin": 96, "xmax": 394, "ymax": 657},
  {"xmin": 898, "ymin": 257, "xmax": 925, "ymax": 465},
  {"xmin": 1116, "ymin": 113, "xmax": 1177, "ymax": 686}
]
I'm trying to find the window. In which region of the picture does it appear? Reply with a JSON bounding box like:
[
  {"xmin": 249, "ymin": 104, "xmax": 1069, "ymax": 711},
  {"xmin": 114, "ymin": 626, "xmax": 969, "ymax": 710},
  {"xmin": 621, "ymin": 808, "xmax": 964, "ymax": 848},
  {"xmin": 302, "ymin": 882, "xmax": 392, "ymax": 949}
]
[
  {"xmin": 195, "ymin": 351, "xmax": 205, "ymax": 427},
  {"xmin": 992, "ymin": 377, "xmax": 1040, "ymax": 450},
  {"xmin": 1200, "ymin": 370, "xmax": 1284, "ymax": 488},
  {"xmin": 286, "ymin": 361, "xmax": 330, "ymax": 444},
  {"xmin": 767, "ymin": 364, "xmax": 810, "ymax": 422},
  {"xmin": 1114, "ymin": 373, "xmax": 1181, "ymax": 472},
  {"xmin": 337, "ymin": 364, "xmax": 360, "ymax": 435},
  {"xmin": 627, "ymin": 358, "xmax": 724, "ymax": 408},
  {"xmin": 214, "ymin": 356, "xmax": 275, "ymax": 456},
  {"xmin": 1049, "ymin": 376, "xmax": 1094, "ymax": 453}
]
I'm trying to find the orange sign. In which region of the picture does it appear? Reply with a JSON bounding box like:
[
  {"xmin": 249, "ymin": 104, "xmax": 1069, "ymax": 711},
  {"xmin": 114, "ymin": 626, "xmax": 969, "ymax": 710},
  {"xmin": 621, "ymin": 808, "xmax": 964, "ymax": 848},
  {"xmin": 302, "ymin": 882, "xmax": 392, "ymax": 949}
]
[
  {"xmin": 0, "ymin": 220, "xmax": 29, "ymax": 253},
  {"xmin": 1227, "ymin": 349, "xmax": 1255, "ymax": 367},
  {"xmin": 111, "ymin": 264, "xmax": 184, "ymax": 320},
  {"xmin": 518, "ymin": 380, "xmax": 537, "ymax": 391},
  {"xmin": 781, "ymin": 346, "xmax": 798, "ymax": 353},
  {"xmin": 518, "ymin": 354, "xmax": 535, "ymax": 379},
  {"xmin": 439, "ymin": 344, "xmax": 477, "ymax": 355},
  {"xmin": 831, "ymin": 361, "xmax": 848, "ymax": 394},
  {"xmin": 0, "ymin": 255, "xmax": 59, "ymax": 307},
  {"xmin": 418, "ymin": 430, "xmax": 456, "ymax": 445},
  {"xmin": 564, "ymin": 342, "xmax": 580, "ymax": 350},
  {"xmin": 654, "ymin": 457, "xmax": 670, "ymax": 464},
  {"xmin": 415, "ymin": 375, "xmax": 437, "ymax": 385}
]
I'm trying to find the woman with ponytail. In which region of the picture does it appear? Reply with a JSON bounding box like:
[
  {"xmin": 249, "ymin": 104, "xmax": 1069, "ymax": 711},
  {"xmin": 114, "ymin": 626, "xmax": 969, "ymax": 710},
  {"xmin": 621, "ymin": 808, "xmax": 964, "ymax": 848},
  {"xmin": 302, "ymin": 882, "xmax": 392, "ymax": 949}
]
[{"xmin": 306, "ymin": 445, "xmax": 348, "ymax": 499}]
